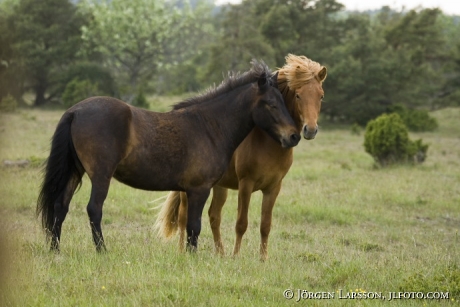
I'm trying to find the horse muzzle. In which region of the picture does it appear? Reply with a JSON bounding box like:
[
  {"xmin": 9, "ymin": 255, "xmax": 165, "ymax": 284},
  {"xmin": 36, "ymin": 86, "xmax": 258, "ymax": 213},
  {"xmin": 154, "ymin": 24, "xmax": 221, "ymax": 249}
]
[
  {"xmin": 303, "ymin": 125, "xmax": 318, "ymax": 140},
  {"xmin": 281, "ymin": 132, "xmax": 301, "ymax": 148}
]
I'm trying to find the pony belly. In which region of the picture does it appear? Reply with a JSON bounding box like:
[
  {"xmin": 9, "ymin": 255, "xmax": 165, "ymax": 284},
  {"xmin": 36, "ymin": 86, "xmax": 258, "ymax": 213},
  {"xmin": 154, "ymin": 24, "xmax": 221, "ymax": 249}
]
[
  {"xmin": 113, "ymin": 170, "xmax": 182, "ymax": 191},
  {"xmin": 112, "ymin": 158, "xmax": 184, "ymax": 191}
]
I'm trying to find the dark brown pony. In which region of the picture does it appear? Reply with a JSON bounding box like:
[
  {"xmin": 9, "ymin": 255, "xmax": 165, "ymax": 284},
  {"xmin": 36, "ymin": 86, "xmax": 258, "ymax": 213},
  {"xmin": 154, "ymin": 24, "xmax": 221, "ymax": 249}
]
[
  {"xmin": 36, "ymin": 60, "xmax": 300, "ymax": 252},
  {"xmin": 155, "ymin": 55, "xmax": 327, "ymax": 260}
]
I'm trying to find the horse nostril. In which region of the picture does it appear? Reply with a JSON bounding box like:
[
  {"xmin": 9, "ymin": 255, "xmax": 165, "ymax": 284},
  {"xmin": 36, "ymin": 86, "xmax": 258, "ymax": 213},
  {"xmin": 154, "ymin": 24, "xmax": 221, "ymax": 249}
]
[
  {"xmin": 303, "ymin": 125, "xmax": 318, "ymax": 140},
  {"xmin": 290, "ymin": 133, "xmax": 301, "ymax": 144},
  {"xmin": 303, "ymin": 125, "xmax": 308, "ymax": 134}
]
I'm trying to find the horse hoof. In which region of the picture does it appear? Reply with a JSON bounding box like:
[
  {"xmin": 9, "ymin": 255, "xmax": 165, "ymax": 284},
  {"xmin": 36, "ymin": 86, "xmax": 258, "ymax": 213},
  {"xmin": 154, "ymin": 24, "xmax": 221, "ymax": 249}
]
[
  {"xmin": 96, "ymin": 244, "xmax": 107, "ymax": 253},
  {"xmin": 186, "ymin": 244, "xmax": 197, "ymax": 253}
]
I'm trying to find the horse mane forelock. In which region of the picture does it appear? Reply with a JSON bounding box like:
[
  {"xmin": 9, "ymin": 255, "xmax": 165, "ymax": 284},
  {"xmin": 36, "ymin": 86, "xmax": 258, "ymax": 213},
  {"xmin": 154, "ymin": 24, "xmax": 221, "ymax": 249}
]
[
  {"xmin": 173, "ymin": 60, "xmax": 272, "ymax": 110},
  {"xmin": 277, "ymin": 54, "xmax": 323, "ymax": 90}
]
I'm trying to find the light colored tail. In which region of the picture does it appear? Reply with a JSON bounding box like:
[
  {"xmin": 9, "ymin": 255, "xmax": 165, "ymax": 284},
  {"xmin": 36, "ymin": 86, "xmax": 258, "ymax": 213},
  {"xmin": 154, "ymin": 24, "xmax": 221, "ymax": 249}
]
[{"xmin": 154, "ymin": 191, "xmax": 181, "ymax": 239}]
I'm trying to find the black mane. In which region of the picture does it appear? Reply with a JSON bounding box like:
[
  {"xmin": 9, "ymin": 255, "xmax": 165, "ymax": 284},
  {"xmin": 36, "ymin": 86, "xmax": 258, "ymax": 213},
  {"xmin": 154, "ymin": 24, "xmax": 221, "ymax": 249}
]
[{"xmin": 173, "ymin": 60, "xmax": 272, "ymax": 110}]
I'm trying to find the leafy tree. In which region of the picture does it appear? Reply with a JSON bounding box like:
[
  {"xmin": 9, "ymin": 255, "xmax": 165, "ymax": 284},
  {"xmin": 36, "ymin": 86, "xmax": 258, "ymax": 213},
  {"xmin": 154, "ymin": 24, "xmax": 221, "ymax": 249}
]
[
  {"xmin": 80, "ymin": 0, "xmax": 208, "ymax": 100},
  {"xmin": 323, "ymin": 13, "xmax": 408, "ymax": 124},
  {"xmin": 80, "ymin": 0, "xmax": 167, "ymax": 100},
  {"xmin": 323, "ymin": 7, "xmax": 456, "ymax": 124},
  {"xmin": 256, "ymin": 0, "xmax": 345, "ymax": 64},
  {"xmin": 437, "ymin": 26, "xmax": 460, "ymax": 107},
  {"xmin": 384, "ymin": 9, "xmax": 443, "ymax": 59},
  {"xmin": 0, "ymin": 0, "xmax": 23, "ymax": 101},
  {"xmin": 204, "ymin": 2, "xmax": 276, "ymax": 84},
  {"xmin": 154, "ymin": 0, "xmax": 219, "ymax": 93},
  {"xmin": 8, "ymin": 0, "xmax": 85, "ymax": 106},
  {"xmin": 383, "ymin": 8, "xmax": 449, "ymax": 109}
]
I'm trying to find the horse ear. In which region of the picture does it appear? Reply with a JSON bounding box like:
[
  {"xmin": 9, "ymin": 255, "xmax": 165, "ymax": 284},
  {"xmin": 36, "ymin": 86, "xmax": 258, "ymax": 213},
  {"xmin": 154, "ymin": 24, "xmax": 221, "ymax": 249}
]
[
  {"xmin": 271, "ymin": 72, "xmax": 279, "ymax": 89},
  {"xmin": 258, "ymin": 72, "xmax": 269, "ymax": 92},
  {"xmin": 318, "ymin": 66, "xmax": 327, "ymax": 82}
]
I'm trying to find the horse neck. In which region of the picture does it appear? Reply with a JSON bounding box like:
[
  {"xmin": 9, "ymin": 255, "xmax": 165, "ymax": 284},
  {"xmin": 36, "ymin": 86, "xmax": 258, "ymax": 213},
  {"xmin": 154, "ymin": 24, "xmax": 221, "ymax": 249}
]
[
  {"xmin": 277, "ymin": 71, "xmax": 303, "ymax": 132},
  {"xmin": 191, "ymin": 85, "xmax": 256, "ymax": 153}
]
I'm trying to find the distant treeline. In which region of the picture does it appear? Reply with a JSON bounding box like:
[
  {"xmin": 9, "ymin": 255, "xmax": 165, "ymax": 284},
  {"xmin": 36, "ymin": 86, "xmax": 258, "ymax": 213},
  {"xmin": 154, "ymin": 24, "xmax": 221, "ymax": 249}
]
[{"xmin": 1, "ymin": 0, "xmax": 459, "ymax": 124}]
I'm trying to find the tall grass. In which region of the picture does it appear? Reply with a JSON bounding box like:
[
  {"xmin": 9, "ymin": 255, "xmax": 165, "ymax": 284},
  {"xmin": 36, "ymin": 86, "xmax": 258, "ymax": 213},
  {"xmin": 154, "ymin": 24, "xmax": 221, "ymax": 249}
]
[{"xmin": 0, "ymin": 106, "xmax": 459, "ymax": 306}]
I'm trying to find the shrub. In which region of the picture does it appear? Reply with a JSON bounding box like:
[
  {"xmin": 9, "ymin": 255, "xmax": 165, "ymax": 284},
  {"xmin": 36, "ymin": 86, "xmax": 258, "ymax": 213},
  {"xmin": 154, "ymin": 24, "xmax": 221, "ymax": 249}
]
[
  {"xmin": 56, "ymin": 62, "xmax": 117, "ymax": 99},
  {"xmin": 387, "ymin": 104, "xmax": 438, "ymax": 132},
  {"xmin": 364, "ymin": 113, "xmax": 429, "ymax": 166},
  {"xmin": 132, "ymin": 88, "xmax": 149, "ymax": 109},
  {"xmin": 0, "ymin": 94, "xmax": 18, "ymax": 112},
  {"xmin": 62, "ymin": 78, "xmax": 99, "ymax": 108}
]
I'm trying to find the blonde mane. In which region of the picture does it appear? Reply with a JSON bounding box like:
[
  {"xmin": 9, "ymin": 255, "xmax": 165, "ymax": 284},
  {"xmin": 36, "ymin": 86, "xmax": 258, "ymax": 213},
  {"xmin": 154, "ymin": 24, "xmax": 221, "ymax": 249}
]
[
  {"xmin": 275, "ymin": 54, "xmax": 325, "ymax": 131},
  {"xmin": 277, "ymin": 54, "xmax": 324, "ymax": 90}
]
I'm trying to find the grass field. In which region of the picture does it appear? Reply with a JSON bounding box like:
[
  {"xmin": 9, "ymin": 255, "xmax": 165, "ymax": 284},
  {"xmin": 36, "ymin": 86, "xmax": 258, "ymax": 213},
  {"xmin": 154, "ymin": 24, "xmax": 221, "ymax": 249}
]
[{"xmin": 0, "ymin": 101, "xmax": 459, "ymax": 306}]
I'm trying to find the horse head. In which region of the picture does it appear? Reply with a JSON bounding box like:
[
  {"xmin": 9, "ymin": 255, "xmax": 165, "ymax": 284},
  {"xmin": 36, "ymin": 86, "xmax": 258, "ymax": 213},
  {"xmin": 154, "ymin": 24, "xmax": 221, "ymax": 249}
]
[
  {"xmin": 252, "ymin": 67, "xmax": 300, "ymax": 148},
  {"xmin": 278, "ymin": 54, "xmax": 327, "ymax": 140}
]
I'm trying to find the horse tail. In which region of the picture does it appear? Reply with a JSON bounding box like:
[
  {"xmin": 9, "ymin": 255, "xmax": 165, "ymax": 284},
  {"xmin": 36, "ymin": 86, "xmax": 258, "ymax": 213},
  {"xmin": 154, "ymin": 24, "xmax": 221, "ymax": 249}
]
[
  {"xmin": 36, "ymin": 112, "xmax": 84, "ymax": 237},
  {"xmin": 154, "ymin": 191, "xmax": 181, "ymax": 239}
]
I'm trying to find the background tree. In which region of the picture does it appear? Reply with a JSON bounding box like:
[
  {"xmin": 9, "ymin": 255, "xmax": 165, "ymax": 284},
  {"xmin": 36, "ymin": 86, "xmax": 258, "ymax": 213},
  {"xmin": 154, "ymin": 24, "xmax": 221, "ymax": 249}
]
[
  {"xmin": 154, "ymin": 0, "xmax": 219, "ymax": 93},
  {"xmin": 0, "ymin": 0, "xmax": 21, "ymax": 101},
  {"xmin": 80, "ymin": 0, "xmax": 168, "ymax": 101},
  {"xmin": 436, "ymin": 17, "xmax": 460, "ymax": 108},
  {"xmin": 323, "ymin": 13, "xmax": 409, "ymax": 124},
  {"xmin": 323, "ymin": 7, "xmax": 454, "ymax": 124},
  {"xmin": 204, "ymin": 1, "xmax": 276, "ymax": 85},
  {"xmin": 256, "ymin": 0, "xmax": 345, "ymax": 65},
  {"xmin": 2, "ymin": 0, "xmax": 459, "ymax": 121},
  {"xmin": 80, "ymin": 0, "xmax": 209, "ymax": 100},
  {"xmin": 383, "ymin": 8, "xmax": 447, "ymax": 109},
  {"xmin": 8, "ymin": 0, "xmax": 85, "ymax": 106}
]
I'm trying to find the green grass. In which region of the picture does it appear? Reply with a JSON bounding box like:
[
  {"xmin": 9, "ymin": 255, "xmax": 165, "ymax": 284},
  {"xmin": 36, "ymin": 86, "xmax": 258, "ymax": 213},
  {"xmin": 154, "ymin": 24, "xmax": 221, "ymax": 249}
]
[{"xmin": 0, "ymin": 106, "xmax": 459, "ymax": 306}]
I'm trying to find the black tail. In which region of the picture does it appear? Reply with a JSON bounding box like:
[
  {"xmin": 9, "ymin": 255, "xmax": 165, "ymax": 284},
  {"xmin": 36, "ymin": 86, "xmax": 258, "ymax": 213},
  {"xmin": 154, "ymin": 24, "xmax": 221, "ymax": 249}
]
[{"xmin": 36, "ymin": 112, "xmax": 84, "ymax": 238}]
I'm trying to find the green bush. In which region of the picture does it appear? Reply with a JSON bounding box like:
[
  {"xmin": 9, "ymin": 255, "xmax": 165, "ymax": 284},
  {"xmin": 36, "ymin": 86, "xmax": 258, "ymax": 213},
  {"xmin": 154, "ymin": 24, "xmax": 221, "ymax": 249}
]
[
  {"xmin": 0, "ymin": 94, "xmax": 18, "ymax": 112},
  {"xmin": 132, "ymin": 88, "xmax": 149, "ymax": 109},
  {"xmin": 364, "ymin": 113, "xmax": 429, "ymax": 166},
  {"xmin": 56, "ymin": 62, "xmax": 117, "ymax": 99},
  {"xmin": 387, "ymin": 104, "xmax": 438, "ymax": 132},
  {"xmin": 62, "ymin": 78, "xmax": 99, "ymax": 108}
]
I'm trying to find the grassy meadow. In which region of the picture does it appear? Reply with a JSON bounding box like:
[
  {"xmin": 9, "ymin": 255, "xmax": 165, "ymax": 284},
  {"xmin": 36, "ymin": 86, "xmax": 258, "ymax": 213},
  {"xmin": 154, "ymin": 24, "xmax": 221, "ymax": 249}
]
[{"xmin": 0, "ymin": 99, "xmax": 459, "ymax": 306}]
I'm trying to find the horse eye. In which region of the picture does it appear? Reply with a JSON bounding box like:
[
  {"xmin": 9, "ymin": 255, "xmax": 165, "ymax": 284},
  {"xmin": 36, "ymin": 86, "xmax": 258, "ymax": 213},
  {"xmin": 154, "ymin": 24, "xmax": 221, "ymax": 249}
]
[
  {"xmin": 266, "ymin": 101, "xmax": 277, "ymax": 109},
  {"xmin": 321, "ymin": 95, "xmax": 324, "ymax": 100},
  {"xmin": 295, "ymin": 94, "xmax": 300, "ymax": 99}
]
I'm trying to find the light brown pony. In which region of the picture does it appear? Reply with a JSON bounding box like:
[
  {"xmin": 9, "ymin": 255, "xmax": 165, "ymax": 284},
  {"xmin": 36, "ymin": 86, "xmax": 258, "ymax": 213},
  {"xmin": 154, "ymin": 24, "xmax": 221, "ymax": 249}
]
[{"xmin": 155, "ymin": 54, "xmax": 327, "ymax": 260}]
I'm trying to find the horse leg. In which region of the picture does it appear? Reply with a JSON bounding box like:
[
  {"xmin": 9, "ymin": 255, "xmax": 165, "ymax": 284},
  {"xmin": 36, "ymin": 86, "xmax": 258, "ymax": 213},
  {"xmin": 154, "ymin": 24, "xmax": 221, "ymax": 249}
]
[
  {"xmin": 185, "ymin": 188, "xmax": 211, "ymax": 252},
  {"xmin": 50, "ymin": 178, "xmax": 82, "ymax": 251},
  {"xmin": 233, "ymin": 179, "xmax": 255, "ymax": 257},
  {"xmin": 87, "ymin": 177, "xmax": 111, "ymax": 252},
  {"xmin": 178, "ymin": 191, "xmax": 188, "ymax": 253},
  {"xmin": 260, "ymin": 183, "xmax": 282, "ymax": 261},
  {"xmin": 208, "ymin": 185, "xmax": 228, "ymax": 255}
]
